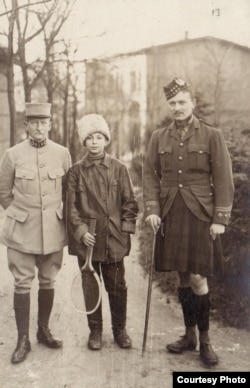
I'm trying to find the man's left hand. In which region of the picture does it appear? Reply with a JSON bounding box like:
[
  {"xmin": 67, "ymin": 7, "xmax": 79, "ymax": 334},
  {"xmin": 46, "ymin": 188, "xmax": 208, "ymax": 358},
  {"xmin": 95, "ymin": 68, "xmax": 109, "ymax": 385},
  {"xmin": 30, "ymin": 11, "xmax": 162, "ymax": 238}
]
[{"xmin": 210, "ymin": 223, "xmax": 225, "ymax": 240}]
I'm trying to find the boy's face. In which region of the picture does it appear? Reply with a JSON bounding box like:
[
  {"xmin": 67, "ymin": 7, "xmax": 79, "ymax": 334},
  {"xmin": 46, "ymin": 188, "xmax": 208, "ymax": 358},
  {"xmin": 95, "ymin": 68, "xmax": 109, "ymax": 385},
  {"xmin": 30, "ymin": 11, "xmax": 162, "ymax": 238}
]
[{"xmin": 85, "ymin": 132, "xmax": 108, "ymax": 156}]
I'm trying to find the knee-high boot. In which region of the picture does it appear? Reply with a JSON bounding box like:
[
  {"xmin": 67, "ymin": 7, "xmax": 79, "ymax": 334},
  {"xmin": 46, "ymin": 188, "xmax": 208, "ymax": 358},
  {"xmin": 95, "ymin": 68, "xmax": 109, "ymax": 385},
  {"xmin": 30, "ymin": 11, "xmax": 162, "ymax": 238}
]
[
  {"xmin": 108, "ymin": 289, "xmax": 132, "ymax": 348},
  {"xmin": 37, "ymin": 289, "xmax": 62, "ymax": 349},
  {"xmin": 166, "ymin": 287, "xmax": 197, "ymax": 353},
  {"xmin": 195, "ymin": 292, "xmax": 218, "ymax": 366},
  {"xmin": 11, "ymin": 292, "xmax": 31, "ymax": 364},
  {"xmin": 86, "ymin": 303, "xmax": 103, "ymax": 350},
  {"xmin": 80, "ymin": 269, "xmax": 103, "ymax": 350}
]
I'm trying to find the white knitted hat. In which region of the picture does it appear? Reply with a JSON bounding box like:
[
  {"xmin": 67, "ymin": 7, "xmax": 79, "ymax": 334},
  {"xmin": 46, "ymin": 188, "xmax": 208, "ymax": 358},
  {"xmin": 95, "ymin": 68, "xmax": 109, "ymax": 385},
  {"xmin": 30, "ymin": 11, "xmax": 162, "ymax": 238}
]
[{"xmin": 77, "ymin": 114, "xmax": 111, "ymax": 146}]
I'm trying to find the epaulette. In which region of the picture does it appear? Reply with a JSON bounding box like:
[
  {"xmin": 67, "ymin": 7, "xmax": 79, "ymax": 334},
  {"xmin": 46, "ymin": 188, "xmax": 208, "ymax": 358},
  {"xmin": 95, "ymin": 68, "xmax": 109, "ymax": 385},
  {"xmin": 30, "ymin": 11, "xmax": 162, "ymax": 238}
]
[{"xmin": 199, "ymin": 118, "xmax": 217, "ymax": 128}]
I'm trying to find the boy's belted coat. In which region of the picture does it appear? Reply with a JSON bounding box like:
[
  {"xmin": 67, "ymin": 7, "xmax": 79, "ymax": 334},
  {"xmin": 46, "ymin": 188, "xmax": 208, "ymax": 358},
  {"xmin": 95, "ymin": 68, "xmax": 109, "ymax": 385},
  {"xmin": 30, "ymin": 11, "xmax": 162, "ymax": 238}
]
[
  {"xmin": 66, "ymin": 154, "xmax": 138, "ymax": 261},
  {"xmin": 0, "ymin": 139, "xmax": 71, "ymax": 255}
]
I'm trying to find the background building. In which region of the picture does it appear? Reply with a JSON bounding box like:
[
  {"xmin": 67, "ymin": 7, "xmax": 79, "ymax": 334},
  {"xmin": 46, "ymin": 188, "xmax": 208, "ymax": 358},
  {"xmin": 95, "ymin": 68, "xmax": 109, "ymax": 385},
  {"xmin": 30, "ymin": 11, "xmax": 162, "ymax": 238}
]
[{"xmin": 85, "ymin": 36, "xmax": 250, "ymax": 159}]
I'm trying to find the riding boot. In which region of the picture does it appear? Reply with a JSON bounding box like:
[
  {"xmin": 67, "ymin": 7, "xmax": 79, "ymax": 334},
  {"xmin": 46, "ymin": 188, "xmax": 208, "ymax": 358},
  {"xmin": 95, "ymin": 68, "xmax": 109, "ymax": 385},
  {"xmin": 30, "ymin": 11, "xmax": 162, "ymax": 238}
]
[
  {"xmin": 108, "ymin": 290, "xmax": 132, "ymax": 349},
  {"xmin": 166, "ymin": 287, "xmax": 197, "ymax": 353},
  {"xmin": 37, "ymin": 289, "xmax": 62, "ymax": 349},
  {"xmin": 87, "ymin": 303, "xmax": 103, "ymax": 350},
  {"xmin": 196, "ymin": 292, "xmax": 218, "ymax": 366},
  {"xmin": 11, "ymin": 292, "xmax": 31, "ymax": 364}
]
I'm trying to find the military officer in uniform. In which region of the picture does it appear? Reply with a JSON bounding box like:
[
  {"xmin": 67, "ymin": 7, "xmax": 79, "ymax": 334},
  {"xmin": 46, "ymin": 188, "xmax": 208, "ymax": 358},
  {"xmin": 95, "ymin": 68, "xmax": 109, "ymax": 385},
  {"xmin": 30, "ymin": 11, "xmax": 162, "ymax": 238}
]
[
  {"xmin": 143, "ymin": 78, "xmax": 234, "ymax": 366},
  {"xmin": 0, "ymin": 103, "xmax": 71, "ymax": 364}
]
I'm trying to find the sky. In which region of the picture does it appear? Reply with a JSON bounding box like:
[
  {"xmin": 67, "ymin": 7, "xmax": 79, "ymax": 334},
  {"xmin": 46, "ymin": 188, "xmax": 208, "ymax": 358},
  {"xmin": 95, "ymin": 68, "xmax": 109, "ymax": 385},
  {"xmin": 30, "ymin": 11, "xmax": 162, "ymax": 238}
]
[
  {"xmin": 62, "ymin": 0, "xmax": 250, "ymax": 60},
  {"xmin": 0, "ymin": 0, "xmax": 249, "ymax": 61}
]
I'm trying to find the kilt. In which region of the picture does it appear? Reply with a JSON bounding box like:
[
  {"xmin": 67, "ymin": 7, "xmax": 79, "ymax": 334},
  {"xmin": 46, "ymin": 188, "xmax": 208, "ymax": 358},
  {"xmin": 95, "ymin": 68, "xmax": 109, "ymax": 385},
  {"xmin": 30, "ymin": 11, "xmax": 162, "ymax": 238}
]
[{"xmin": 154, "ymin": 192, "xmax": 223, "ymax": 276}]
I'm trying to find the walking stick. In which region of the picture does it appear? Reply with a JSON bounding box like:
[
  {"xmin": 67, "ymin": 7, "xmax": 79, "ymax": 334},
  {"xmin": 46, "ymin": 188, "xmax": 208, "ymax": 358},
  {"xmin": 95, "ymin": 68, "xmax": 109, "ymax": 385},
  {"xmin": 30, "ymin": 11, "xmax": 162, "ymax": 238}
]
[{"xmin": 142, "ymin": 231, "xmax": 157, "ymax": 356}]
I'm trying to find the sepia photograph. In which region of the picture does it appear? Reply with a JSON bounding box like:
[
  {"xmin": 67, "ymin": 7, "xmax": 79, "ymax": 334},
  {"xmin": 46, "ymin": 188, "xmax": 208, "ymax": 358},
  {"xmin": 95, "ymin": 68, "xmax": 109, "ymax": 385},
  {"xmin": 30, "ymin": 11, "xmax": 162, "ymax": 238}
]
[{"xmin": 0, "ymin": 0, "xmax": 249, "ymax": 387}]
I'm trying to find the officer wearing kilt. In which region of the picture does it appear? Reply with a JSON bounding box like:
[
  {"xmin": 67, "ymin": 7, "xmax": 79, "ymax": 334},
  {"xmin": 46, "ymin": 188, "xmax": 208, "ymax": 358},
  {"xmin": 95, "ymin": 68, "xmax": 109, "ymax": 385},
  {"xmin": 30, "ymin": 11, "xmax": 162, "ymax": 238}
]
[
  {"xmin": 143, "ymin": 78, "xmax": 234, "ymax": 366},
  {"xmin": 0, "ymin": 103, "xmax": 71, "ymax": 364}
]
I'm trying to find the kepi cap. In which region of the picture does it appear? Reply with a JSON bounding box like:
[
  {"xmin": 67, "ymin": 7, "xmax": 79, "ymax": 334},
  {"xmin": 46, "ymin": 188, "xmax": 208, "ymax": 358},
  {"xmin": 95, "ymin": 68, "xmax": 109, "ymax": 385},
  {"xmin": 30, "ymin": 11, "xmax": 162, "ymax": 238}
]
[
  {"xmin": 25, "ymin": 103, "xmax": 51, "ymax": 118},
  {"xmin": 163, "ymin": 77, "xmax": 190, "ymax": 100}
]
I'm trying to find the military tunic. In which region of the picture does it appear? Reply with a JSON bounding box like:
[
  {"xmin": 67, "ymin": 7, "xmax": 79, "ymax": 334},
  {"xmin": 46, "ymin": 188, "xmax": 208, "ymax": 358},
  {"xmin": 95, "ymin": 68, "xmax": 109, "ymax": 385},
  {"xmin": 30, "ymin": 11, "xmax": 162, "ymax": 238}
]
[
  {"xmin": 0, "ymin": 139, "xmax": 71, "ymax": 255},
  {"xmin": 143, "ymin": 116, "xmax": 234, "ymax": 275}
]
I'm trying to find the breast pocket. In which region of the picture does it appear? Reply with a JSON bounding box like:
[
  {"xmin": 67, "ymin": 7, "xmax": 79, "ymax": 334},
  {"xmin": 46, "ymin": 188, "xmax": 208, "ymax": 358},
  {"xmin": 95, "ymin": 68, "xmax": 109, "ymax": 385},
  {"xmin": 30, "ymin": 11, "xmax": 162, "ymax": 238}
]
[
  {"xmin": 15, "ymin": 169, "xmax": 36, "ymax": 194},
  {"xmin": 188, "ymin": 144, "xmax": 211, "ymax": 172},
  {"xmin": 111, "ymin": 179, "xmax": 119, "ymax": 192},
  {"xmin": 48, "ymin": 168, "xmax": 65, "ymax": 193},
  {"xmin": 158, "ymin": 145, "xmax": 173, "ymax": 171}
]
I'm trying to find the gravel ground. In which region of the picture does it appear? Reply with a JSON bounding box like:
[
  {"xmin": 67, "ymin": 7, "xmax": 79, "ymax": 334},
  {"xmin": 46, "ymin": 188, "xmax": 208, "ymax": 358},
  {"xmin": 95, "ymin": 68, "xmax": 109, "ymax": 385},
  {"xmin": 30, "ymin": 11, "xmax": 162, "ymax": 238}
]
[{"xmin": 0, "ymin": 212, "xmax": 249, "ymax": 388}]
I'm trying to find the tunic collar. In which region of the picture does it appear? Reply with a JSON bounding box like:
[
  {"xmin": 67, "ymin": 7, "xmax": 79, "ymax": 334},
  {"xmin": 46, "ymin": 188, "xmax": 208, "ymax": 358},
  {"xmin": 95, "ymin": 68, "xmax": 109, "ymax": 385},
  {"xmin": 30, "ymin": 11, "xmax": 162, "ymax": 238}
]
[{"xmin": 29, "ymin": 137, "xmax": 47, "ymax": 148}]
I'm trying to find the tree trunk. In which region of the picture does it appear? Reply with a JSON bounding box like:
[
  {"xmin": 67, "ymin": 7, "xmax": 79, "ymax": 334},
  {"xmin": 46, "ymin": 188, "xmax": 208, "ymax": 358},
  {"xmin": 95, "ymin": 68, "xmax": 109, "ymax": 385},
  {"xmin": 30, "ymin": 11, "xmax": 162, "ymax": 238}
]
[{"xmin": 7, "ymin": 0, "xmax": 17, "ymax": 146}]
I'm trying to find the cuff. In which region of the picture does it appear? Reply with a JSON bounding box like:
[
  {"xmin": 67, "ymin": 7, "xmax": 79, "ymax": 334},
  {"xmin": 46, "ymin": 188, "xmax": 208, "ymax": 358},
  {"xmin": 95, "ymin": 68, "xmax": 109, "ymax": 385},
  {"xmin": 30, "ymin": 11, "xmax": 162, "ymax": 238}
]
[
  {"xmin": 144, "ymin": 200, "xmax": 160, "ymax": 218},
  {"xmin": 213, "ymin": 207, "xmax": 231, "ymax": 225},
  {"xmin": 122, "ymin": 221, "xmax": 136, "ymax": 234},
  {"xmin": 74, "ymin": 223, "xmax": 89, "ymax": 243}
]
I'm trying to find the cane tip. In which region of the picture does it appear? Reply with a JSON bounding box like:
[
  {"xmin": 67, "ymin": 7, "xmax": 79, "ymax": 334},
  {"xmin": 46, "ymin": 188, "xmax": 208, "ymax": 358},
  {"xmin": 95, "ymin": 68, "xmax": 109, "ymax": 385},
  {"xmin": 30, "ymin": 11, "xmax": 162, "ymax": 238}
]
[{"xmin": 141, "ymin": 369, "xmax": 148, "ymax": 377}]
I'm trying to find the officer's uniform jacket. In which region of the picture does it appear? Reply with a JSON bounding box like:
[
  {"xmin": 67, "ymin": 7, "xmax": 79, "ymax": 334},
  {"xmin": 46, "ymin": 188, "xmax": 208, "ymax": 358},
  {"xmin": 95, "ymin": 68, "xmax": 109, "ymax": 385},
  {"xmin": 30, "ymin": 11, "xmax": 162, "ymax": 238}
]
[
  {"xmin": 143, "ymin": 116, "xmax": 234, "ymax": 225},
  {"xmin": 0, "ymin": 139, "xmax": 71, "ymax": 255}
]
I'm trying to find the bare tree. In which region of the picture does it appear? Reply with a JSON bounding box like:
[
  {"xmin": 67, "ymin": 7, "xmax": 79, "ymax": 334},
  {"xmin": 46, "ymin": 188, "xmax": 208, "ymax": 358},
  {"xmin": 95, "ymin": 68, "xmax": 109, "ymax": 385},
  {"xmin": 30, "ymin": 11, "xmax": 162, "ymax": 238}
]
[
  {"xmin": 15, "ymin": 0, "xmax": 56, "ymax": 102},
  {"xmin": 5, "ymin": 0, "xmax": 17, "ymax": 146},
  {"xmin": 0, "ymin": 0, "xmax": 75, "ymax": 145}
]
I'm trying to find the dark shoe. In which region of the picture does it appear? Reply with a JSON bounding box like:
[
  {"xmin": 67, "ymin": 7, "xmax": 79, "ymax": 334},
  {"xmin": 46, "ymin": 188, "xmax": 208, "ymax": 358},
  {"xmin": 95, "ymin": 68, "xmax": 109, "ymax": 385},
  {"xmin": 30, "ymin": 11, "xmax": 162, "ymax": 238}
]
[
  {"xmin": 37, "ymin": 326, "xmax": 62, "ymax": 349},
  {"xmin": 200, "ymin": 343, "xmax": 218, "ymax": 366},
  {"xmin": 11, "ymin": 334, "xmax": 31, "ymax": 364},
  {"xmin": 88, "ymin": 329, "xmax": 102, "ymax": 350},
  {"xmin": 114, "ymin": 329, "xmax": 132, "ymax": 349},
  {"xmin": 166, "ymin": 335, "xmax": 197, "ymax": 354}
]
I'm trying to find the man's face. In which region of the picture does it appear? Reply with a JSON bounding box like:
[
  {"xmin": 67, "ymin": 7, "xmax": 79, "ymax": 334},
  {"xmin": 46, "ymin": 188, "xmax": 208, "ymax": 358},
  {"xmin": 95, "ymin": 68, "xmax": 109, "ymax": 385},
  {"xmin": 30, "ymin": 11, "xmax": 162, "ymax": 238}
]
[
  {"xmin": 167, "ymin": 91, "xmax": 195, "ymax": 121},
  {"xmin": 25, "ymin": 117, "xmax": 51, "ymax": 141}
]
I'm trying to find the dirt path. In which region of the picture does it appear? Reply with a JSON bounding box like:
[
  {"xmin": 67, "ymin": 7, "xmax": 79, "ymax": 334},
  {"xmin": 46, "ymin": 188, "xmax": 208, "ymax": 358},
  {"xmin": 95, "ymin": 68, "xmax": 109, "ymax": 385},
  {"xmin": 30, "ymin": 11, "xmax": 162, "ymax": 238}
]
[{"xmin": 0, "ymin": 226, "xmax": 250, "ymax": 388}]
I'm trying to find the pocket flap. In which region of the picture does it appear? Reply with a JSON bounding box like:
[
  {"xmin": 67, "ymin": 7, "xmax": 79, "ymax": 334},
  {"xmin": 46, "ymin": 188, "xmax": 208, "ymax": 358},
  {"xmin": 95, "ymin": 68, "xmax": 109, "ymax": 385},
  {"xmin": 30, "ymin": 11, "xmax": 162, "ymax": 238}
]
[
  {"xmin": 158, "ymin": 145, "xmax": 172, "ymax": 154},
  {"xmin": 6, "ymin": 206, "xmax": 29, "ymax": 222},
  {"xmin": 188, "ymin": 144, "xmax": 210, "ymax": 154},
  {"xmin": 15, "ymin": 169, "xmax": 35, "ymax": 180},
  {"xmin": 190, "ymin": 185, "xmax": 213, "ymax": 197},
  {"xmin": 48, "ymin": 168, "xmax": 65, "ymax": 179}
]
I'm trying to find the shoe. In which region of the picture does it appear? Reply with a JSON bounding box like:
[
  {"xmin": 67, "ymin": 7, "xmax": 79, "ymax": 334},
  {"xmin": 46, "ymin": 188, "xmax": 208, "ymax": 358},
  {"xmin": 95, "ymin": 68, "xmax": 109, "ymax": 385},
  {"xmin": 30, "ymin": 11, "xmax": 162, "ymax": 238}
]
[
  {"xmin": 11, "ymin": 334, "xmax": 31, "ymax": 364},
  {"xmin": 166, "ymin": 335, "xmax": 197, "ymax": 354},
  {"xmin": 200, "ymin": 343, "xmax": 218, "ymax": 366},
  {"xmin": 88, "ymin": 329, "xmax": 102, "ymax": 350},
  {"xmin": 37, "ymin": 326, "xmax": 62, "ymax": 349},
  {"xmin": 114, "ymin": 329, "xmax": 132, "ymax": 349}
]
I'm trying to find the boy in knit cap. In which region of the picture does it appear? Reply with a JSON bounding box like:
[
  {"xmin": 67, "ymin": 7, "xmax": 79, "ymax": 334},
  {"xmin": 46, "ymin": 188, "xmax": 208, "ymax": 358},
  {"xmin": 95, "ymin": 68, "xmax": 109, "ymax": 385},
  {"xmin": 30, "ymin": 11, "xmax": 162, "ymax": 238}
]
[{"xmin": 66, "ymin": 114, "xmax": 138, "ymax": 350}]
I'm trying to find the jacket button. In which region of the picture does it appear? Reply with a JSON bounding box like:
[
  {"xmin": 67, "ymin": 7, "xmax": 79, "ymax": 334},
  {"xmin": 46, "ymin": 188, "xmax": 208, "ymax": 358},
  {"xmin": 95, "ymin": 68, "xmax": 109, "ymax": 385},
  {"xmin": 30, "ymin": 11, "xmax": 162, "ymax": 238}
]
[
  {"xmin": 178, "ymin": 184, "xmax": 183, "ymax": 188},
  {"xmin": 178, "ymin": 156, "xmax": 183, "ymax": 160},
  {"xmin": 178, "ymin": 170, "xmax": 183, "ymax": 174},
  {"xmin": 180, "ymin": 143, "xmax": 184, "ymax": 147}
]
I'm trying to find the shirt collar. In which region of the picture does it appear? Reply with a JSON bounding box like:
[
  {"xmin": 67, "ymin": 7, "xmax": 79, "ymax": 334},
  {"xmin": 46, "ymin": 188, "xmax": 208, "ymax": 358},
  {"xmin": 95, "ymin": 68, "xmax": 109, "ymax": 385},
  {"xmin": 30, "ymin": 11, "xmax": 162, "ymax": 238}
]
[
  {"xmin": 174, "ymin": 114, "xmax": 194, "ymax": 130},
  {"xmin": 168, "ymin": 115, "xmax": 199, "ymax": 132}
]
